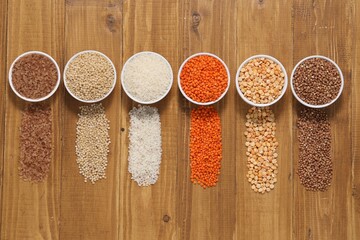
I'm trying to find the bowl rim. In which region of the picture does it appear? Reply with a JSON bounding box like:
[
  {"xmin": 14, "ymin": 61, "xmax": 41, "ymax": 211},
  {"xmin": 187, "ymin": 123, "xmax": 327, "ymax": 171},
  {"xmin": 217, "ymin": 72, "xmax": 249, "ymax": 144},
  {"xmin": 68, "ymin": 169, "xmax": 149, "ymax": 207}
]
[
  {"xmin": 235, "ymin": 54, "xmax": 288, "ymax": 107},
  {"xmin": 121, "ymin": 51, "xmax": 174, "ymax": 105},
  {"xmin": 177, "ymin": 52, "xmax": 231, "ymax": 106},
  {"xmin": 8, "ymin": 51, "xmax": 61, "ymax": 102},
  {"xmin": 290, "ymin": 55, "xmax": 344, "ymax": 108},
  {"xmin": 63, "ymin": 50, "xmax": 117, "ymax": 103}
]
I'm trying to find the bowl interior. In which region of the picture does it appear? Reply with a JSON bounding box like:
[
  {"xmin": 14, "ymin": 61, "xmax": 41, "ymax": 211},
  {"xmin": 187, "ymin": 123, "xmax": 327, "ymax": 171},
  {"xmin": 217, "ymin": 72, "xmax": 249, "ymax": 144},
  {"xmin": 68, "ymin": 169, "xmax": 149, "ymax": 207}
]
[
  {"xmin": 63, "ymin": 50, "xmax": 117, "ymax": 103},
  {"xmin": 177, "ymin": 52, "xmax": 230, "ymax": 106},
  {"xmin": 290, "ymin": 55, "xmax": 344, "ymax": 108},
  {"xmin": 235, "ymin": 54, "xmax": 288, "ymax": 108},
  {"xmin": 9, "ymin": 51, "xmax": 61, "ymax": 102},
  {"xmin": 121, "ymin": 51, "xmax": 174, "ymax": 105}
]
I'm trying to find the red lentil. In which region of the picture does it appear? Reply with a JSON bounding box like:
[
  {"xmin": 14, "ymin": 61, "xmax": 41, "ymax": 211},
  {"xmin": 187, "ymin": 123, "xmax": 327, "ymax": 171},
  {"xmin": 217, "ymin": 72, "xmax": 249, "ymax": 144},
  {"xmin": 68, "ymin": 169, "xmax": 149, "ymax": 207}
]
[
  {"xmin": 190, "ymin": 106, "xmax": 222, "ymax": 188},
  {"xmin": 180, "ymin": 55, "xmax": 228, "ymax": 103}
]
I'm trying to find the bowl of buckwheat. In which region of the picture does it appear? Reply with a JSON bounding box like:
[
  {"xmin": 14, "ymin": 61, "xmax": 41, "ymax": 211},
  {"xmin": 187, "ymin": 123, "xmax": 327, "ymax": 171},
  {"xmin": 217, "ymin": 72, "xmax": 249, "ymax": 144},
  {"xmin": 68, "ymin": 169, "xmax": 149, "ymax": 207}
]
[{"xmin": 290, "ymin": 55, "xmax": 344, "ymax": 108}]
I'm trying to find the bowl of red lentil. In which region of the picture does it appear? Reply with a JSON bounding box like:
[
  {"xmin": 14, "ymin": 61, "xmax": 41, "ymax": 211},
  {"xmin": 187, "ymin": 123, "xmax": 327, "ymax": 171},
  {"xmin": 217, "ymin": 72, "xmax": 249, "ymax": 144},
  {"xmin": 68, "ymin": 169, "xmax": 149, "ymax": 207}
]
[
  {"xmin": 64, "ymin": 50, "xmax": 117, "ymax": 103},
  {"xmin": 178, "ymin": 52, "xmax": 230, "ymax": 105},
  {"xmin": 9, "ymin": 51, "xmax": 61, "ymax": 102},
  {"xmin": 290, "ymin": 55, "xmax": 344, "ymax": 108},
  {"xmin": 236, "ymin": 55, "xmax": 288, "ymax": 107}
]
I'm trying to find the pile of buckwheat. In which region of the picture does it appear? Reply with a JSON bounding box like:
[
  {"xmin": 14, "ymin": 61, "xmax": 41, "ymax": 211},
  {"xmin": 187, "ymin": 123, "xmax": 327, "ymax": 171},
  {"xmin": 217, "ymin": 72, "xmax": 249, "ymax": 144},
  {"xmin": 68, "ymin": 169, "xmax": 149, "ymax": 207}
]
[{"xmin": 297, "ymin": 107, "xmax": 332, "ymax": 191}]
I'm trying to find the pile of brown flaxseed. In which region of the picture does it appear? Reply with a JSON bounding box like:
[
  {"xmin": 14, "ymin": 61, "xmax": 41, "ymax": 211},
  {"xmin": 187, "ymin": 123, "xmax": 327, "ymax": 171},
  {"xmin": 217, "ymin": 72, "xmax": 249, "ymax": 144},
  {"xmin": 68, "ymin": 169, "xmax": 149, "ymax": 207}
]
[{"xmin": 19, "ymin": 104, "xmax": 52, "ymax": 182}]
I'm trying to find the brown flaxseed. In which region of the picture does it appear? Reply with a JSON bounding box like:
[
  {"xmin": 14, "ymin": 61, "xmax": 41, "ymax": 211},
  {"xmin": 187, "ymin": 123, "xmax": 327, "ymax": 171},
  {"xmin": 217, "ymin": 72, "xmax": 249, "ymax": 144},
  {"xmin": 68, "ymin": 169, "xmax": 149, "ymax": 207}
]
[
  {"xmin": 19, "ymin": 104, "xmax": 52, "ymax": 182},
  {"xmin": 12, "ymin": 54, "xmax": 58, "ymax": 99}
]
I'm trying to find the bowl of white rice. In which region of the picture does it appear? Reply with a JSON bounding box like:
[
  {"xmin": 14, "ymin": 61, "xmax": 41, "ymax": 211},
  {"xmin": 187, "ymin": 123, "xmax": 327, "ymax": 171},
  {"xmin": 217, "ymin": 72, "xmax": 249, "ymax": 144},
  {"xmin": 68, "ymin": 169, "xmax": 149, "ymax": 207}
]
[{"xmin": 121, "ymin": 51, "xmax": 173, "ymax": 104}]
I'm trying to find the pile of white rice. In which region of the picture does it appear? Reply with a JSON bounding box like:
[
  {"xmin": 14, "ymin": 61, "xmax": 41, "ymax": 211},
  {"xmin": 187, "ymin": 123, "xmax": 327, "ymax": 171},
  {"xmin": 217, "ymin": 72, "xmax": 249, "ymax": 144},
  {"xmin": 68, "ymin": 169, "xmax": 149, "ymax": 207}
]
[
  {"xmin": 122, "ymin": 52, "xmax": 172, "ymax": 103},
  {"xmin": 128, "ymin": 106, "xmax": 162, "ymax": 186}
]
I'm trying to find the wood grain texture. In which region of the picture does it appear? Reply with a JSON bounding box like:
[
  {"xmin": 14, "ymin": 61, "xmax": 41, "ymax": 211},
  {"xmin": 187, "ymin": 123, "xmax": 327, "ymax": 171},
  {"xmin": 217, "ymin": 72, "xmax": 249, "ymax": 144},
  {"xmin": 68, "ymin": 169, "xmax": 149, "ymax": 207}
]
[
  {"xmin": 0, "ymin": 0, "xmax": 359, "ymax": 239},
  {"xmin": 59, "ymin": 1, "xmax": 122, "ymax": 239},
  {"xmin": 352, "ymin": 0, "xmax": 360, "ymax": 238},
  {"xmin": 0, "ymin": 0, "xmax": 7, "ymax": 234},
  {"xmin": 119, "ymin": 0, "xmax": 179, "ymax": 239},
  {"xmin": 1, "ymin": 0, "xmax": 64, "ymax": 239},
  {"xmin": 236, "ymin": 1, "xmax": 293, "ymax": 239},
  {"xmin": 178, "ymin": 0, "xmax": 237, "ymax": 239},
  {"xmin": 293, "ymin": 0, "xmax": 354, "ymax": 239}
]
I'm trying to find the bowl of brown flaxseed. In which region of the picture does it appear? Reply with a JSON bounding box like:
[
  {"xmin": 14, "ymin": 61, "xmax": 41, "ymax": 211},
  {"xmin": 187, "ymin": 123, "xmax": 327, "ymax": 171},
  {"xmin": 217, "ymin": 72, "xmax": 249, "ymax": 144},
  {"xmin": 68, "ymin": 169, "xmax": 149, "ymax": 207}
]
[{"xmin": 9, "ymin": 51, "xmax": 61, "ymax": 102}]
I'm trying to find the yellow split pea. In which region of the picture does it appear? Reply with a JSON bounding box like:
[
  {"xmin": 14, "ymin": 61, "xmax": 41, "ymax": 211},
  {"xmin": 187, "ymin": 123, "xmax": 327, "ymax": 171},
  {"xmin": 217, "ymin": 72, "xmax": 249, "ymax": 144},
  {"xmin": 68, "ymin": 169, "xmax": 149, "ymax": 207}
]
[
  {"xmin": 238, "ymin": 58, "xmax": 285, "ymax": 104},
  {"xmin": 245, "ymin": 107, "xmax": 279, "ymax": 194}
]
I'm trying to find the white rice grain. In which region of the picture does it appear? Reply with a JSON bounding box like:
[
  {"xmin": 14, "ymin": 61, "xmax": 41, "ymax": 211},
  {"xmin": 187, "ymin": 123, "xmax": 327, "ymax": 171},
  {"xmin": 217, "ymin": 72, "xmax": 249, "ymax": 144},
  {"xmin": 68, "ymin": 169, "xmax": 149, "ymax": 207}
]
[
  {"xmin": 128, "ymin": 106, "xmax": 162, "ymax": 186},
  {"xmin": 122, "ymin": 52, "xmax": 172, "ymax": 103}
]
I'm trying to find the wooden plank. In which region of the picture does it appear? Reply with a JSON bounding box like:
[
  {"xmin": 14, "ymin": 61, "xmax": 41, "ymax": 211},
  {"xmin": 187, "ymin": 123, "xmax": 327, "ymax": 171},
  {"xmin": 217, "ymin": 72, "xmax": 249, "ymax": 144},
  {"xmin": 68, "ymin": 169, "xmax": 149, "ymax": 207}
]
[
  {"xmin": 59, "ymin": 1, "xmax": 122, "ymax": 239},
  {"xmin": 0, "ymin": 0, "xmax": 7, "ymax": 236},
  {"xmin": 119, "ymin": 0, "xmax": 179, "ymax": 239},
  {"xmin": 177, "ymin": 0, "xmax": 237, "ymax": 239},
  {"xmin": 236, "ymin": 1, "xmax": 293, "ymax": 239},
  {"xmin": 353, "ymin": 0, "xmax": 360, "ymax": 238},
  {"xmin": 293, "ymin": 0, "xmax": 354, "ymax": 239},
  {"xmin": 1, "ymin": 0, "xmax": 64, "ymax": 239}
]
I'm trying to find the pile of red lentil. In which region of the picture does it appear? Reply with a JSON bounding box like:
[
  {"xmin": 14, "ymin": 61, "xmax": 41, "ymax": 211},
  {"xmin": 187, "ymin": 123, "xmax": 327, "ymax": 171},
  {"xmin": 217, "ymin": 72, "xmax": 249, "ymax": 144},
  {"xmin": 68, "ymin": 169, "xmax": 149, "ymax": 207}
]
[{"xmin": 190, "ymin": 106, "xmax": 222, "ymax": 188}]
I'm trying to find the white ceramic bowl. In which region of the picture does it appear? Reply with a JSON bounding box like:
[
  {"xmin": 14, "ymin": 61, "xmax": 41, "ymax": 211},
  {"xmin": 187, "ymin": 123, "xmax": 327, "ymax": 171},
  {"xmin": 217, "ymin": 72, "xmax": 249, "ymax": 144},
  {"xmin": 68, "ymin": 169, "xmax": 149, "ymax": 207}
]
[
  {"xmin": 235, "ymin": 54, "xmax": 288, "ymax": 107},
  {"xmin": 290, "ymin": 55, "xmax": 344, "ymax": 108},
  {"xmin": 178, "ymin": 52, "xmax": 230, "ymax": 105},
  {"xmin": 64, "ymin": 50, "xmax": 117, "ymax": 103},
  {"xmin": 9, "ymin": 51, "xmax": 61, "ymax": 102},
  {"xmin": 121, "ymin": 51, "xmax": 173, "ymax": 104}
]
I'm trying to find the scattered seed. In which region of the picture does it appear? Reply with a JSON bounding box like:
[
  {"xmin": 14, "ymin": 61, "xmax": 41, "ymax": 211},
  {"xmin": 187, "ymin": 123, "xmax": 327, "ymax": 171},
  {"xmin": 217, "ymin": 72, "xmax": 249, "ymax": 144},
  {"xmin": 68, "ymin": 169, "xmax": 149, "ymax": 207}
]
[
  {"xmin": 190, "ymin": 106, "xmax": 222, "ymax": 188},
  {"xmin": 297, "ymin": 107, "xmax": 332, "ymax": 191},
  {"xmin": 19, "ymin": 104, "xmax": 52, "ymax": 182},
  {"xmin": 128, "ymin": 106, "xmax": 162, "ymax": 187},
  {"xmin": 293, "ymin": 58, "xmax": 341, "ymax": 105},
  {"xmin": 245, "ymin": 107, "xmax": 279, "ymax": 194},
  {"xmin": 76, "ymin": 103, "xmax": 110, "ymax": 184},
  {"xmin": 12, "ymin": 53, "xmax": 58, "ymax": 99}
]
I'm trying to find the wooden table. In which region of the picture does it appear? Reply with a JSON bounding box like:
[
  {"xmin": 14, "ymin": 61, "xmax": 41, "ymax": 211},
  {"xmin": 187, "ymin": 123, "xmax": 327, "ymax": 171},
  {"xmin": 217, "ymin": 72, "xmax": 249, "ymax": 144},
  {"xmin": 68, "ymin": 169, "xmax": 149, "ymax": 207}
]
[{"xmin": 0, "ymin": 0, "xmax": 359, "ymax": 239}]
